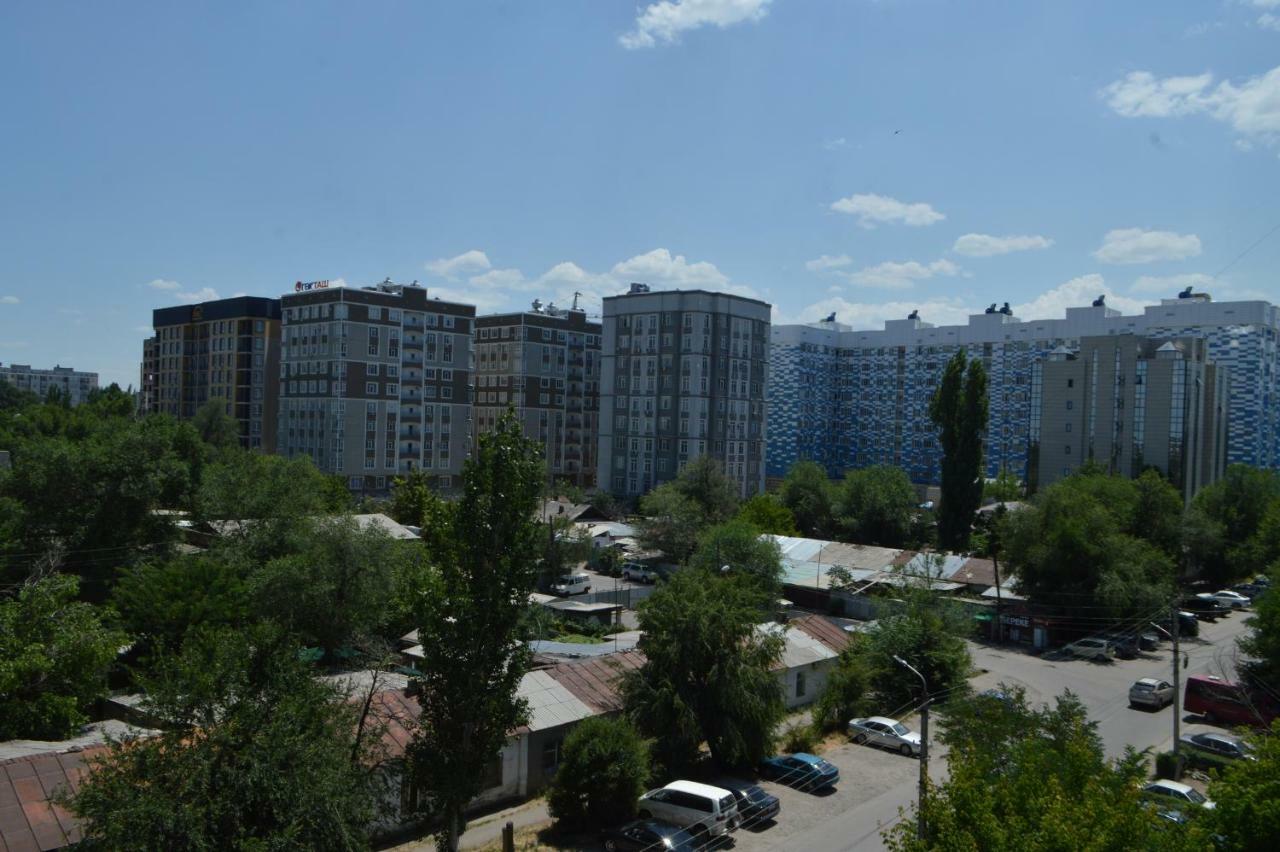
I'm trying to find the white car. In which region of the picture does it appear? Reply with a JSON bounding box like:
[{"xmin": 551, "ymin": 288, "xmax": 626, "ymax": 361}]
[
  {"xmin": 1142, "ymin": 779, "xmax": 1215, "ymax": 810},
  {"xmin": 550, "ymin": 573, "xmax": 591, "ymax": 596},
  {"xmin": 1061, "ymin": 637, "xmax": 1116, "ymax": 661},
  {"xmin": 637, "ymin": 780, "xmax": 739, "ymax": 837},
  {"xmin": 1128, "ymin": 678, "xmax": 1174, "ymax": 709},
  {"xmin": 1202, "ymin": 590, "xmax": 1250, "ymax": 610},
  {"xmin": 621, "ymin": 562, "xmax": 659, "ymax": 583},
  {"xmin": 848, "ymin": 716, "xmax": 923, "ymax": 756}
]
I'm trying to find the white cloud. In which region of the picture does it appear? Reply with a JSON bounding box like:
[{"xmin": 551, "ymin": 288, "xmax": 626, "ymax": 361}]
[
  {"xmin": 0, "ymin": 295, "xmax": 19, "ymax": 305},
  {"xmin": 610, "ymin": 248, "xmax": 732, "ymax": 289},
  {"xmin": 1092, "ymin": 228, "xmax": 1202, "ymax": 264},
  {"xmin": 1013, "ymin": 274, "xmax": 1154, "ymax": 320},
  {"xmin": 176, "ymin": 287, "xmax": 220, "ymax": 303},
  {"xmin": 805, "ymin": 254, "xmax": 853, "ymax": 272},
  {"xmin": 841, "ymin": 258, "xmax": 960, "ymax": 290},
  {"xmin": 424, "ymin": 249, "xmax": 491, "ymax": 280},
  {"xmin": 822, "ymin": 137, "xmax": 847, "ymax": 151},
  {"xmin": 468, "ymin": 268, "xmax": 531, "ymax": 290},
  {"xmin": 1130, "ymin": 272, "xmax": 1216, "ymax": 294},
  {"xmin": 1248, "ymin": 0, "xmax": 1280, "ymax": 8},
  {"xmin": 620, "ymin": 0, "xmax": 771, "ymax": 49},
  {"xmin": 147, "ymin": 278, "xmax": 180, "ymax": 291},
  {"xmin": 830, "ymin": 193, "xmax": 945, "ymax": 228},
  {"xmin": 1260, "ymin": 14, "xmax": 1280, "ymax": 31},
  {"xmin": 952, "ymin": 233, "xmax": 1054, "ymax": 257},
  {"xmin": 1101, "ymin": 64, "xmax": 1280, "ymax": 146}
]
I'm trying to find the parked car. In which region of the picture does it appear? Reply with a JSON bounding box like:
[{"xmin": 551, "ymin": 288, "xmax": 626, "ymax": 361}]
[
  {"xmin": 721, "ymin": 782, "xmax": 781, "ymax": 826},
  {"xmin": 1129, "ymin": 677, "xmax": 1175, "ymax": 709},
  {"xmin": 1180, "ymin": 731, "xmax": 1257, "ymax": 761},
  {"xmin": 1232, "ymin": 583, "xmax": 1266, "ymax": 600},
  {"xmin": 1141, "ymin": 779, "xmax": 1215, "ymax": 810},
  {"xmin": 758, "ymin": 752, "xmax": 840, "ymax": 791},
  {"xmin": 550, "ymin": 573, "xmax": 591, "ymax": 596},
  {"xmin": 1202, "ymin": 590, "xmax": 1250, "ymax": 610},
  {"xmin": 1104, "ymin": 634, "xmax": 1140, "ymax": 659},
  {"xmin": 621, "ymin": 562, "xmax": 659, "ymax": 584},
  {"xmin": 1158, "ymin": 611, "xmax": 1200, "ymax": 637},
  {"xmin": 1182, "ymin": 597, "xmax": 1228, "ymax": 621},
  {"xmin": 1137, "ymin": 631, "xmax": 1160, "ymax": 651},
  {"xmin": 848, "ymin": 716, "xmax": 923, "ymax": 756},
  {"xmin": 1061, "ymin": 637, "xmax": 1116, "ymax": 661},
  {"xmin": 637, "ymin": 781, "xmax": 739, "ymax": 837},
  {"xmin": 601, "ymin": 819, "xmax": 698, "ymax": 852}
]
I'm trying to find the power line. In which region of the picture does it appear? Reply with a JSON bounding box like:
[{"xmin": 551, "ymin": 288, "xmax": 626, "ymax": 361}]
[{"xmin": 1213, "ymin": 219, "xmax": 1280, "ymax": 278}]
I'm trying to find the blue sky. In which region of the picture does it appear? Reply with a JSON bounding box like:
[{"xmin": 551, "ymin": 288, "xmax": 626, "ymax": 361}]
[{"xmin": 2, "ymin": 0, "xmax": 1278, "ymax": 388}]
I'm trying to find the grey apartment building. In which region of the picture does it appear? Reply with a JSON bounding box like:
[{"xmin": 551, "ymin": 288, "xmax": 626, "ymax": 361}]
[
  {"xmin": 597, "ymin": 284, "xmax": 771, "ymax": 499},
  {"xmin": 1031, "ymin": 334, "xmax": 1228, "ymax": 501},
  {"xmin": 475, "ymin": 302, "xmax": 601, "ymax": 488},
  {"xmin": 0, "ymin": 363, "xmax": 98, "ymax": 405},
  {"xmin": 145, "ymin": 297, "xmax": 281, "ymax": 450},
  {"xmin": 276, "ymin": 280, "xmax": 474, "ymax": 494}
]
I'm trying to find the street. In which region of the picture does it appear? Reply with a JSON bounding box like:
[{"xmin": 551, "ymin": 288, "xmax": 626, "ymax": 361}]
[{"xmin": 730, "ymin": 611, "xmax": 1253, "ymax": 852}]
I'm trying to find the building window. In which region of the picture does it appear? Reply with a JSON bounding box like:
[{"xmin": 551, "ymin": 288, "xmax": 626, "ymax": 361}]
[
  {"xmin": 1064, "ymin": 445, "xmax": 1072, "ymax": 455},
  {"xmin": 366, "ymin": 382, "xmax": 378, "ymax": 395},
  {"xmin": 541, "ymin": 740, "xmax": 561, "ymax": 777},
  {"xmin": 796, "ymin": 670, "xmax": 807, "ymax": 699}
]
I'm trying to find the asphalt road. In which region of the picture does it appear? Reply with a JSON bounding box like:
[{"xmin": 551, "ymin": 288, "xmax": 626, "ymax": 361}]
[{"xmin": 732, "ymin": 610, "xmax": 1253, "ymax": 852}]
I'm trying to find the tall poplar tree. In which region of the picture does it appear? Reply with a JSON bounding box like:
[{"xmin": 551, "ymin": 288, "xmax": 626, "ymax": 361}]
[{"xmin": 929, "ymin": 350, "xmax": 989, "ymax": 551}]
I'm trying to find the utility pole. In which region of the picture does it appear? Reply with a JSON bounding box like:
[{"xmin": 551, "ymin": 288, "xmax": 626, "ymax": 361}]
[
  {"xmin": 894, "ymin": 655, "xmax": 929, "ymax": 841},
  {"xmin": 1151, "ymin": 607, "xmax": 1183, "ymax": 780}
]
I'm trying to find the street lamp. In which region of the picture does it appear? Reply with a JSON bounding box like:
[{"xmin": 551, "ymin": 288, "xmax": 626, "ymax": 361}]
[
  {"xmin": 893, "ymin": 654, "xmax": 929, "ymax": 841},
  {"xmin": 1150, "ymin": 617, "xmax": 1184, "ymax": 780}
]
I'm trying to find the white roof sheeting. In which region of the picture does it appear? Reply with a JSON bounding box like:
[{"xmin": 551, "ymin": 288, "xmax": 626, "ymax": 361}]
[
  {"xmin": 519, "ymin": 669, "xmax": 596, "ymax": 731},
  {"xmin": 757, "ymin": 622, "xmax": 839, "ymax": 670}
]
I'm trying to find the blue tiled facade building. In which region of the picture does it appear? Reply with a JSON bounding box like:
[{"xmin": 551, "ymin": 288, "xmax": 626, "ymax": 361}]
[{"xmin": 768, "ymin": 292, "xmax": 1279, "ymax": 485}]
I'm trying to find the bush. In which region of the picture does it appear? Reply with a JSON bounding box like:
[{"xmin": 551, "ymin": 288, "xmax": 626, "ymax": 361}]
[
  {"xmin": 1154, "ymin": 748, "xmax": 1234, "ymax": 778},
  {"xmin": 813, "ymin": 640, "xmax": 876, "ymax": 731},
  {"xmin": 780, "ymin": 722, "xmax": 820, "ymax": 754},
  {"xmin": 546, "ymin": 716, "xmax": 651, "ymax": 831}
]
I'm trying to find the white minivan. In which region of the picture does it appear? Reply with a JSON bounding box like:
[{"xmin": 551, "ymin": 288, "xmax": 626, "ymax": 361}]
[
  {"xmin": 637, "ymin": 780, "xmax": 739, "ymax": 837},
  {"xmin": 550, "ymin": 573, "xmax": 591, "ymax": 596}
]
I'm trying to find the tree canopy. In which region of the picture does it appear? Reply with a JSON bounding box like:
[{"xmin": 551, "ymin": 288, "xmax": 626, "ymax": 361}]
[
  {"xmin": 686, "ymin": 519, "xmax": 784, "ymax": 594},
  {"xmin": 546, "ymin": 716, "xmax": 652, "ymax": 831},
  {"xmin": 929, "ymin": 350, "xmax": 988, "ymax": 551},
  {"xmin": 736, "ymin": 492, "xmax": 799, "ymax": 536},
  {"xmin": 637, "ymin": 457, "xmax": 741, "ymax": 562},
  {"xmin": 1187, "ymin": 465, "xmax": 1280, "ymax": 584},
  {"xmin": 779, "ymin": 460, "xmax": 837, "ymax": 539},
  {"xmin": 836, "ymin": 464, "xmax": 918, "ymax": 547}
]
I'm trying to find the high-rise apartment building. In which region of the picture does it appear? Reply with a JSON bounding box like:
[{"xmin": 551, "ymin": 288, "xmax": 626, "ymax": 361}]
[
  {"xmin": 597, "ymin": 284, "xmax": 771, "ymax": 499},
  {"xmin": 1030, "ymin": 334, "xmax": 1229, "ymax": 501},
  {"xmin": 0, "ymin": 363, "xmax": 98, "ymax": 405},
  {"xmin": 474, "ymin": 302, "xmax": 601, "ymax": 488},
  {"xmin": 768, "ymin": 290, "xmax": 1278, "ymax": 490},
  {"xmin": 145, "ymin": 297, "xmax": 281, "ymax": 450},
  {"xmin": 276, "ymin": 280, "xmax": 474, "ymax": 494}
]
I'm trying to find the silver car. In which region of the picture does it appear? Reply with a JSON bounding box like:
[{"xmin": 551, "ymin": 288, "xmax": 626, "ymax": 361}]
[
  {"xmin": 1061, "ymin": 637, "xmax": 1116, "ymax": 661},
  {"xmin": 848, "ymin": 716, "xmax": 923, "ymax": 756},
  {"xmin": 1128, "ymin": 677, "xmax": 1174, "ymax": 709},
  {"xmin": 1180, "ymin": 731, "xmax": 1257, "ymax": 761}
]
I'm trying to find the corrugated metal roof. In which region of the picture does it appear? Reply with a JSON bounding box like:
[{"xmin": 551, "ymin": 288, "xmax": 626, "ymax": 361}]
[
  {"xmin": 521, "ymin": 670, "xmax": 596, "ymax": 732},
  {"xmin": 952, "ymin": 558, "xmax": 998, "ymax": 587},
  {"xmin": 758, "ymin": 623, "xmax": 839, "ymax": 670},
  {"xmin": 898, "ymin": 552, "xmax": 970, "ymax": 580},
  {"xmin": 543, "ymin": 651, "xmax": 646, "ymax": 714},
  {"xmin": 0, "ymin": 749, "xmax": 97, "ymax": 850},
  {"xmin": 790, "ymin": 614, "xmax": 855, "ymax": 653},
  {"xmin": 528, "ymin": 631, "xmax": 642, "ymax": 660}
]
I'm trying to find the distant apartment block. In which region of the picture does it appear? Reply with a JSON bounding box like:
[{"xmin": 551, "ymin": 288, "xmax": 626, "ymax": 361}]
[
  {"xmin": 475, "ymin": 301, "xmax": 601, "ymax": 488},
  {"xmin": 597, "ymin": 284, "xmax": 771, "ymax": 499},
  {"xmin": 0, "ymin": 363, "xmax": 99, "ymax": 406},
  {"xmin": 1030, "ymin": 334, "xmax": 1229, "ymax": 501},
  {"xmin": 768, "ymin": 289, "xmax": 1278, "ymax": 491},
  {"xmin": 276, "ymin": 280, "xmax": 474, "ymax": 494},
  {"xmin": 145, "ymin": 296, "xmax": 282, "ymax": 451}
]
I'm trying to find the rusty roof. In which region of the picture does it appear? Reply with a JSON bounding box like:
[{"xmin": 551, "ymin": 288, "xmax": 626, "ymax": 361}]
[
  {"xmin": 0, "ymin": 748, "xmax": 100, "ymax": 851},
  {"xmin": 543, "ymin": 650, "xmax": 646, "ymax": 714},
  {"xmin": 789, "ymin": 614, "xmax": 855, "ymax": 654},
  {"xmin": 953, "ymin": 557, "xmax": 998, "ymax": 588}
]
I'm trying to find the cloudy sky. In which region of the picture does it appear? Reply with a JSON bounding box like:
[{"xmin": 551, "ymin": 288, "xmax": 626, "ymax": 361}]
[{"xmin": 2, "ymin": 0, "xmax": 1278, "ymax": 388}]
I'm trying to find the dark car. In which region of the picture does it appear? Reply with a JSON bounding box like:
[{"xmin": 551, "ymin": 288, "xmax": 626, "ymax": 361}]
[
  {"xmin": 722, "ymin": 783, "xmax": 780, "ymax": 827},
  {"xmin": 1232, "ymin": 583, "xmax": 1266, "ymax": 600},
  {"xmin": 1104, "ymin": 634, "xmax": 1140, "ymax": 659},
  {"xmin": 1180, "ymin": 732, "xmax": 1257, "ymax": 761},
  {"xmin": 602, "ymin": 819, "xmax": 698, "ymax": 852},
  {"xmin": 1182, "ymin": 597, "xmax": 1228, "ymax": 621},
  {"xmin": 758, "ymin": 752, "xmax": 840, "ymax": 791}
]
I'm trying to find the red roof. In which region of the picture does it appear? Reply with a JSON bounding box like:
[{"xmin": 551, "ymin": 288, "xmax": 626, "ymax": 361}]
[
  {"xmin": 953, "ymin": 557, "xmax": 998, "ymax": 588},
  {"xmin": 789, "ymin": 614, "xmax": 854, "ymax": 654},
  {"xmin": 543, "ymin": 650, "xmax": 645, "ymax": 714},
  {"xmin": 0, "ymin": 748, "xmax": 102, "ymax": 852}
]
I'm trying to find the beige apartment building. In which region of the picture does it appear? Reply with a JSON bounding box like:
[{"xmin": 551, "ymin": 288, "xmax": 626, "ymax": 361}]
[{"xmin": 1030, "ymin": 334, "xmax": 1228, "ymax": 501}]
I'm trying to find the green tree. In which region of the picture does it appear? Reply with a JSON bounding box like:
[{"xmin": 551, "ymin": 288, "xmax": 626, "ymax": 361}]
[
  {"xmin": 406, "ymin": 412, "xmax": 544, "ymax": 851},
  {"xmin": 113, "ymin": 555, "xmax": 250, "ymax": 655},
  {"xmin": 546, "ymin": 716, "xmax": 652, "ymax": 831},
  {"xmin": 1132, "ymin": 469, "xmax": 1186, "ymax": 559},
  {"xmin": 388, "ymin": 469, "xmax": 436, "ymax": 526},
  {"xmin": 1239, "ymin": 564, "xmax": 1280, "ymax": 688},
  {"xmin": 885, "ymin": 690, "xmax": 1203, "ymax": 851},
  {"xmin": 637, "ymin": 484, "xmax": 704, "ymax": 562},
  {"xmin": 1203, "ymin": 720, "xmax": 1280, "ymax": 850},
  {"xmin": 0, "ymin": 574, "xmax": 126, "ymax": 741},
  {"xmin": 622, "ymin": 569, "xmax": 785, "ymax": 773},
  {"xmin": 982, "ymin": 469, "xmax": 1023, "ymax": 504},
  {"xmin": 191, "ymin": 397, "xmax": 241, "ymax": 449},
  {"xmin": 687, "ymin": 519, "xmax": 784, "ymax": 593},
  {"xmin": 779, "ymin": 460, "xmax": 837, "ymax": 539},
  {"xmin": 836, "ymin": 464, "xmax": 918, "ymax": 547},
  {"xmin": 62, "ymin": 625, "xmax": 385, "ymax": 851},
  {"xmin": 1187, "ymin": 465, "xmax": 1280, "ymax": 584},
  {"xmin": 812, "ymin": 636, "xmax": 876, "ymax": 731},
  {"xmin": 929, "ymin": 350, "xmax": 988, "ymax": 551},
  {"xmin": 866, "ymin": 585, "xmax": 972, "ymax": 712},
  {"xmin": 249, "ymin": 516, "xmax": 419, "ymax": 660},
  {"xmin": 736, "ymin": 493, "xmax": 799, "ymax": 536},
  {"xmin": 669, "ymin": 455, "xmax": 740, "ymax": 523}
]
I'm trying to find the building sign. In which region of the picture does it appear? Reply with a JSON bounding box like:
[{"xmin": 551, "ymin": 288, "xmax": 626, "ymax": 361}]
[
  {"xmin": 1001, "ymin": 614, "xmax": 1030, "ymax": 628},
  {"xmin": 295, "ymin": 280, "xmax": 331, "ymax": 292}
]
